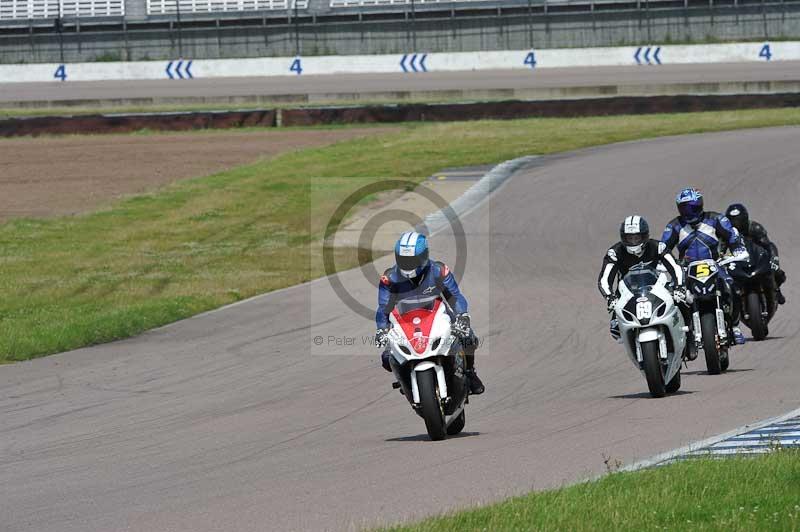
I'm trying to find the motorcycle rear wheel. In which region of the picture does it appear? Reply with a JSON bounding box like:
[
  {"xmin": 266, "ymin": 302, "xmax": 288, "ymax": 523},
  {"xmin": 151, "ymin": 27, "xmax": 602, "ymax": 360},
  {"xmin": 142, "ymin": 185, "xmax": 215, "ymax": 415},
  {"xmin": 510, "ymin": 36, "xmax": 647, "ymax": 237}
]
[
  {"xmin": 665, "ymin": 368, "xmax": 681, "ymax": 394},
  {"xmin": 641, "ymin": 341, "xmax": 666, "ymax": 398},
  {"xmin": 701, "ymin": 312, "xmax": 722, "ymax": 375},
  {"xmin": 417, "ymin": 369, "xmax": 446, "ymax": 441},
  {"xmin": 746, "ymin": 291, "xmax": 767, "ymax": 341},
  {"xmin": 446, "ymin": 410, "xmax": 466, "ymax": 436}
]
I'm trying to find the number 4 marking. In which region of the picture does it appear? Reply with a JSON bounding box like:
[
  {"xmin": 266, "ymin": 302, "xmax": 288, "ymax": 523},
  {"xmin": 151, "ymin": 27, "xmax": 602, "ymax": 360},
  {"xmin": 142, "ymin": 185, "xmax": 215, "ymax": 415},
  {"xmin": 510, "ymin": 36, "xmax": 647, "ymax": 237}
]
[
  {"xmin": 524, "ymin": 51, "xmax": 537, "ymax": 69},
  {"xmin": 290, "ymin": 58, "xmax": 303, "ymax": 75},
  {"xmin": 54, "ymin": 64, "xmax": 67, "ymax": 81},
  {"xmin": 760, "ymin": 44, "xmax": 772, "ymax": 61}
]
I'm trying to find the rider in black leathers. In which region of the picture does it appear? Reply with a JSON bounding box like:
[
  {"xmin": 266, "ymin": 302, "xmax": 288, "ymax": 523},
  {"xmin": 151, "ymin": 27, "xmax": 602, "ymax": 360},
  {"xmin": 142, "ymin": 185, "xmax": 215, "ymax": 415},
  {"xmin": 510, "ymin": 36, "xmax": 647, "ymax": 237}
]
[
  {"xmin": 725, "ymin": 203, "xmax": 787, "ymax": 305},
  {"xmin": 598, "ymin": 216, "xmax": 686, "ymax": 341}
]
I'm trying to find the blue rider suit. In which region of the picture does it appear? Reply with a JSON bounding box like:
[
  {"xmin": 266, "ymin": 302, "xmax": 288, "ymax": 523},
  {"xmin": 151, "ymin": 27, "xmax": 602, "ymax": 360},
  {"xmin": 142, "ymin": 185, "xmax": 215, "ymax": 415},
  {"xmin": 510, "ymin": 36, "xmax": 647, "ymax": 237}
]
[{"xmin": 376, "ymin": 261, "xmax": 468, "ymax": 330}]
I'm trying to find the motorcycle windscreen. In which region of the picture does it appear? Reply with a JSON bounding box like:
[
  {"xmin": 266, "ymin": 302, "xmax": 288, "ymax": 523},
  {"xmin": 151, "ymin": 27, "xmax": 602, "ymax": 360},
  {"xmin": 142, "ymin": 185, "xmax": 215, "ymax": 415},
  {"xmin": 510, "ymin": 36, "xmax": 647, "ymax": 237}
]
[{"xmin": 622, "ymin": 266, "xmax": 659, "ymax": 293}]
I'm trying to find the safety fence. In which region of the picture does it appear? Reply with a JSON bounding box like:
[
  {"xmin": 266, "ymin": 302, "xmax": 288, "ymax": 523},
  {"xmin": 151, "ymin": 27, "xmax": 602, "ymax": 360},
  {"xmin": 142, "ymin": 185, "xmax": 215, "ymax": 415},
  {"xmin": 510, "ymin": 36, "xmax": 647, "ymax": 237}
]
[
  {"xmin": 0, "ymin": 0, "xmax": 124, "ymax": 20},
  {"xmin": 146, "ymin": 0, "xmax": 308, "ymax": 15}
]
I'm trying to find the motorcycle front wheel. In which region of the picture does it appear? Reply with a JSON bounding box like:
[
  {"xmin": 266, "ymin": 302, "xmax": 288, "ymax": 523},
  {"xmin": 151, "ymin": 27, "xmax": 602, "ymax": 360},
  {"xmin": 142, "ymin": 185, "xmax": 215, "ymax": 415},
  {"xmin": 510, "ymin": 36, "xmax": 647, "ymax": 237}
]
[
  {"xmin": 746, "ymin": 291, "xmax": 767, "ymax": 341},
  {"xmin": 701, "ymin": 312, "xmax": 722, "ymax": 375},
  {"xmin": 417, "ymin": 369, "xmax": 446, "ymax": 441},
  {"xmin": 641, "ymin": 341, "xmax": 666, "ymax": 398}
]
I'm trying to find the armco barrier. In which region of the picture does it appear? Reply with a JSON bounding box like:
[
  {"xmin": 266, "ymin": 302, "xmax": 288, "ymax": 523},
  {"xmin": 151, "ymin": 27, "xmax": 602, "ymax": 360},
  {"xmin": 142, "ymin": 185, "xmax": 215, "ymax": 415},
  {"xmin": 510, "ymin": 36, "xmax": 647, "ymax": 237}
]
[
  {"xmin": 3, "ymin": 93, "xmax": 800, "ymax": 137},
  {"xmin": 0, "ymin": 109, "xmax": 276, "ymax": 137},
  {"xmin": 279, "ymin": 93, "xmax": 800, "ymax": 126},
  {"xmin": 1, "ymin": 41, "xmax": 799, "ymax": 84}
]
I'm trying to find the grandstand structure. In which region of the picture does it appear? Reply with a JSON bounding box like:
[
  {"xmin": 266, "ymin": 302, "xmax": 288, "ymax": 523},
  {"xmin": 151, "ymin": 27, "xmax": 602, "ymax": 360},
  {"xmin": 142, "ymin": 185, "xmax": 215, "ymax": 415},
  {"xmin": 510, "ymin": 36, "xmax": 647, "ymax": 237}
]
[{"xmin": 1, "ymin": 0, "xmax": 799, "ymax": 62}]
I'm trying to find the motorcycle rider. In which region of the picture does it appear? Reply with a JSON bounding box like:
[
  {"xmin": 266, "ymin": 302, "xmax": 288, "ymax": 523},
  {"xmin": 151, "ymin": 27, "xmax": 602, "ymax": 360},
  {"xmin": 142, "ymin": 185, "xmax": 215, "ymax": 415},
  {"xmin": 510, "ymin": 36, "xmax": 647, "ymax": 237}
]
[
  {"xmin": 375, "ymin": 231, "xmax": 484, "ymax": 395},
  {"xmin": 598, "ymin": 215, "xmax": 686, "ymax": 342},
  {"xmin": 661, "ymin": 187, "xmax": 749, "ymax": 345},
  {"xmin": 725, "ymin": 203, "xmax": 786, "ymax": 305}
]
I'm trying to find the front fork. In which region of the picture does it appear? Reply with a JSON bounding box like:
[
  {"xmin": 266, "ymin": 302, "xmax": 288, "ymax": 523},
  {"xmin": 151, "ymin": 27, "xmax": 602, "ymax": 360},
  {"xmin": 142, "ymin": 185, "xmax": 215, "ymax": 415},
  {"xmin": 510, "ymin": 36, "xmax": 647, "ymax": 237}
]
[{"xmin": 691, "ymin": 295, "xmax": 728, "ymax": 351}]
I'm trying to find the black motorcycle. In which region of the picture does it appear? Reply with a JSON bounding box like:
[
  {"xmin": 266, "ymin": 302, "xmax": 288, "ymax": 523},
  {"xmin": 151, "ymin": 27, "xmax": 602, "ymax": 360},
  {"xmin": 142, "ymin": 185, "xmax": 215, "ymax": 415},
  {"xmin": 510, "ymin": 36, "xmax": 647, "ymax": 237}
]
[
  {"xmin": 685, "ymin": 258, "xmax": 736, "ymax": 374},
  {"xmin": 727, "ymin": 239, "xmax": 777, "ymax": 341}
]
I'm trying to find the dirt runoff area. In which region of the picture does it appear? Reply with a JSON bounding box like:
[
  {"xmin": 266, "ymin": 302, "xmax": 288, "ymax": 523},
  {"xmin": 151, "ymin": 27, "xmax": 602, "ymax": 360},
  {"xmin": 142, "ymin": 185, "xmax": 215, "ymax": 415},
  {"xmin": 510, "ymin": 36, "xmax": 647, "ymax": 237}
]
[{"xmin": 0, "ymin": 127, "xmax": 394, "ymax": 221}]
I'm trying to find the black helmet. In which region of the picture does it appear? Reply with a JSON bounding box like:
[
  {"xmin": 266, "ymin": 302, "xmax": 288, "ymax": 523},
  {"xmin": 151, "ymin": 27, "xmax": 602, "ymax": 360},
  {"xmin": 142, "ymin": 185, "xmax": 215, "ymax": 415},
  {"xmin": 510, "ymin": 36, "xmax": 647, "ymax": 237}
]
[
  {"xmin": 725, "ymin": 203, "xmax": 750, "ymax": 236},
  {"xmin": 619, "ymin": 215, "xmax": 650, "ymax": 256}
]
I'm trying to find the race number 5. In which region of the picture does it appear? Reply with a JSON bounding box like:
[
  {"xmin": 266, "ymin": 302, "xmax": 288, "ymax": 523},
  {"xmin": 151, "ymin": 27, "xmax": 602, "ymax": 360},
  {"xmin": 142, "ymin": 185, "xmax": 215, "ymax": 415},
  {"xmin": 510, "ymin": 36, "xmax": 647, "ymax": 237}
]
[
  {"xmin": 695, "ymin": 263, "xmax": 711, "ymax": 277},
  {"xmin": 759, "ymin": 44, "xmax": 772, "ymax": 61},
  {"xmin": 54, "ymin": 64, "xmax": 67, "ymax": 81}
]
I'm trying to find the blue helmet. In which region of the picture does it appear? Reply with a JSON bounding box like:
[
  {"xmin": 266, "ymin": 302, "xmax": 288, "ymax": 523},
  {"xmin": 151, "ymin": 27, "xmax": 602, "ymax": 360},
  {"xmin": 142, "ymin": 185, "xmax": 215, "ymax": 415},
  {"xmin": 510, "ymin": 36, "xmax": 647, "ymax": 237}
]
[
  {"xmin": 394, "ymin": 231, "xmax": 429, "ymax": 279},
  {"xmin": 676, "ymin": 187, "xmax": 705, "ymax": 224}
]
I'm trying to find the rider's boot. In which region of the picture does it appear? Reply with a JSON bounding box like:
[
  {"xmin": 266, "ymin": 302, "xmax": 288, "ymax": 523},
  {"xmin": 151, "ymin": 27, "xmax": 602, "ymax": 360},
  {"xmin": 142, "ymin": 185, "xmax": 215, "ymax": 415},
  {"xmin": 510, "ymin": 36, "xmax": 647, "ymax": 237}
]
[
  {"xmin": 610, "ymin": 318, "xmax": 622, "ymax": 343},
  {"xmin": 466, "ymin": 369, "xmax": 485, "ymax": 395},
  {"xmin": 684, "ymin": 341, "xmax": 698, "ymax": 361},
  {"xmin": 732, "ymin": 326, "xmax": 746, "ymax": 345},
  {"xmin": 777, "ymin": 288, "xmax": 786, "ymax": 305},
  {"xmin": 465, "ymin": 347, "xmax": 485, "ymax": 395},
  {"xmin": 381, "ymin": 350, "xmax": 392, "ymax": 372}
]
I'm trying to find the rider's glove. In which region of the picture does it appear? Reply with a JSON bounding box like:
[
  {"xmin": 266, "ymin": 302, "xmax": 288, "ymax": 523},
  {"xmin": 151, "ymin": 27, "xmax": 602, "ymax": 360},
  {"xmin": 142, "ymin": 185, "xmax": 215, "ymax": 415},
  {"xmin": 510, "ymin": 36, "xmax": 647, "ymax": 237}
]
[
  {"xmin": 606, "ymin": 297, "xmax": 618, "ymax": 313},
  {"xmin": 673, "ymin": 288, "xmax": 687, "ymax": 304},
  {"xmin": 375, "ymin": 328, "xmax": 390, "ymax": 349},
  {"xmin": 453, "ymin": 313, "xmax": 472, "ymax": 337},
  {"xmin": 771, "ymin": 256, "xmax": 780, "ymax": 272},
  {"xmin": 732, "ymin": 248, "xmax": 750, "ymax": 262}
]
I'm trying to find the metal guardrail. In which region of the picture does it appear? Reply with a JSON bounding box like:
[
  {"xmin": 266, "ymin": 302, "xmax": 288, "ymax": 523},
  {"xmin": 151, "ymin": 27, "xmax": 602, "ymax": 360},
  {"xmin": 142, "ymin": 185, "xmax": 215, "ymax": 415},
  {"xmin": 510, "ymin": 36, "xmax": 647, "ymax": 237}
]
[
  {"xmin": 0, "ymin": 0, "xmax": 124, "ymax": 20},
  {"xmin": 147, "ymin": 0, "xmax": 308, "ymax": 15}
]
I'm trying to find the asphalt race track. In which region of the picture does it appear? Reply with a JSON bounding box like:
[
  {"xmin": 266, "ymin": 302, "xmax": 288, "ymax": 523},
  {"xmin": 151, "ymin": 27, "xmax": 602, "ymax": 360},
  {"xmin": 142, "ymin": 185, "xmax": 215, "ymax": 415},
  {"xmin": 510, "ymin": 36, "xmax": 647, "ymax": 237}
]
[
  {"xmin": 1, "ymin": 62, "xmax": 800, "ymax": 103},
  {"xmin": 2, "ymin": 127, "xmax": 800, "ymax": 531}
]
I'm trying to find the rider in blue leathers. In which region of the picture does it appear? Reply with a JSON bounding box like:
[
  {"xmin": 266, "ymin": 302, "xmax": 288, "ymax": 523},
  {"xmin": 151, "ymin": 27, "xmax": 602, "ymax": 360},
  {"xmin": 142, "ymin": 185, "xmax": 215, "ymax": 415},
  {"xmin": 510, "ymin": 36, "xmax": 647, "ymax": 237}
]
[
  {"xmin": 375, "ymin": 231, "xmax": 484, "ymax": 395},
  {"xmin": 661, "ymin": 187, "xmax": 749, "ymax": 345}
]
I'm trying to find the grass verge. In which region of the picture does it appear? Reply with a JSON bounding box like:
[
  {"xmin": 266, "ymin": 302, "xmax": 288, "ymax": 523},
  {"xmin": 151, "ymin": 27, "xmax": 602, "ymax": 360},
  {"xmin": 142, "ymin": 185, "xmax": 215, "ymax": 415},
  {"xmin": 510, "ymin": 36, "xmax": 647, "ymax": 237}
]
[
  {"xmin": 382, "ymin": 450, "xmax": 800, "ymax": 532},
  {"xmin": 3, "ymin": 109, "xmax": 800, "ymax": 362}
]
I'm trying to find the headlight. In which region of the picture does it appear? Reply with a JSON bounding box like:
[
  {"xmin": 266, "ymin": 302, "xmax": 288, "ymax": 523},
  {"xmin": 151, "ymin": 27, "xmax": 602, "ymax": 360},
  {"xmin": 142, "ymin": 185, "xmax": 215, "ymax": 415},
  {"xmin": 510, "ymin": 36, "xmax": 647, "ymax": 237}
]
[
  {"xmin": 399, "ymin": 345, "xmax": 411, "ymax": 355},
  {"xmin": 431, "ymin": 338, "xmax": 441, "ymax": 351}
]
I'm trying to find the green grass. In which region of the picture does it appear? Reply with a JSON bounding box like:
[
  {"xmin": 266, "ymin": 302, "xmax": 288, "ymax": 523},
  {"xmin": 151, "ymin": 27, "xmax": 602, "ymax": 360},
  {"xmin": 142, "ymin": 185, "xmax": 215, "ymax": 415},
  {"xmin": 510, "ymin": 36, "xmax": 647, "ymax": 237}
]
[
  {"xmin": 3, "ymin": 109, "xmax": 800, "ymax": 362},
  {"xmin": 383, "ymin": 450, "xmax": 800, "ymax": 532}
]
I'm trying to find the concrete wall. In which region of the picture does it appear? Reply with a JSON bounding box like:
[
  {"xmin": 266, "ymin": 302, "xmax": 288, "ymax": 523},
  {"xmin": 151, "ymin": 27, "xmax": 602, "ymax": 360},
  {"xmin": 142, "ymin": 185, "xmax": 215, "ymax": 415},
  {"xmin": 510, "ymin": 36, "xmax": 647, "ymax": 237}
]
[
  {"xmin": 3, "ymin": 41, "xmax": 798, "ymax": 83},
  {"xmin": 1, "ymin": 4, "xmax": 799, "ymax": 63}
]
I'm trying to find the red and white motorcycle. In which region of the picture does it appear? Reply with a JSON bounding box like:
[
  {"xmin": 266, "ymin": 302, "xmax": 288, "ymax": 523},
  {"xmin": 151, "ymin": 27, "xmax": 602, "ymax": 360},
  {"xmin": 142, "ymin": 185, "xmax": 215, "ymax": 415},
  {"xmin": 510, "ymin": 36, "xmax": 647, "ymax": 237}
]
[{"xmin": 386, "ymin": 296, "xmax": 469, "ymax": 441}]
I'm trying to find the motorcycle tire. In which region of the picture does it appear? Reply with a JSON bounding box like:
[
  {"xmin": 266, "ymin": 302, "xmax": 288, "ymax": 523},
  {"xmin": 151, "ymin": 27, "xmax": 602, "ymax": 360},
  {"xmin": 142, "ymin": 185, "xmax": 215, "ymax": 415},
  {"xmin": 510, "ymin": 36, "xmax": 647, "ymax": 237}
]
[
  {"xmin": 417, "ymin": 369, "xmax": 446, "ymax": 441},
  {"xmin": 641, "ymin": 341, "xmax": 666, "ymax": 398},
  {"xmin": 665, "ymin": 368, "xmax": 681, "ymax": 394},
  {"xmin": 746, "ymin": 291, "xmax": 767, "ymax": 341},
  {"xmin": 720, "ymin": 351, "xmax": 730, "ymax": 372},
  {"xmin": 446, "ymin": 410, "xmax": 466, "ymax": 436},
  {"xmin": 701, "ymin": 312, "xmax": 722, "ymax": 375}
]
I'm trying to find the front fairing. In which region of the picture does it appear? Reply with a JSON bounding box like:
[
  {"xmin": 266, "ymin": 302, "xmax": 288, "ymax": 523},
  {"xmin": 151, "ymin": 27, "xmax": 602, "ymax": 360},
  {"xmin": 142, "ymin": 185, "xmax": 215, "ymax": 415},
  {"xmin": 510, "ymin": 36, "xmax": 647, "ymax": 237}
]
[
  {"xmin": 727, "ymin": 242, "xmax": 771, "ymax": 285},
  {"xmin": 687, "ymin": 259, "xmax": 721, "ymax": 301},
  {"xmin": 616, "ymin": 268, "xmax": 673, "ymax": 329},
  {"xmin": 388, "ymin": 302, "xmax": 454, "ymax": 365},
  {"xmin": 614, "ymin": 268, "xmax": 685, "ymax": 379}
]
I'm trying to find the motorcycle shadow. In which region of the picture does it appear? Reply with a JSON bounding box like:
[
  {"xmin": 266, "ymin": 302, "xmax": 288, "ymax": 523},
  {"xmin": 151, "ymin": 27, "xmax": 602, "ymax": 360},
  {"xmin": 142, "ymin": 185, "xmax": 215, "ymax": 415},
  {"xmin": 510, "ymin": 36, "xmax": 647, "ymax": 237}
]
[
  {"xmin": 385, "ymin": 432, "xmax": 481, "ymax": 442},
  {"xmin": 608, "ymin": 390, "xmax": 694, "ymax": 399},
  {"xmin": 683, "ymin": 368, "xmax": 754, "ymax": 376}
]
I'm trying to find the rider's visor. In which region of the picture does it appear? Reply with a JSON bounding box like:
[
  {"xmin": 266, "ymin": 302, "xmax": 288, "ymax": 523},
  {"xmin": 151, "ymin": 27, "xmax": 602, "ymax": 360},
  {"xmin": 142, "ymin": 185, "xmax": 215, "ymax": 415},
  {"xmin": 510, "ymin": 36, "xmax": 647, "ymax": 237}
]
[
  {"xmin": 678, "ymin": 202, "xmax": 703, "ymax": 221},
  {"xmin": 395, "ymin": 248, "xmax": 428, "ymax": 272},
  {"xmin": 621, "ymin": 232, "xmax": 647, "ymax": 246}
]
